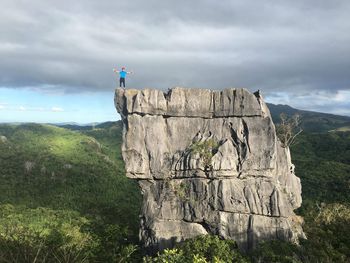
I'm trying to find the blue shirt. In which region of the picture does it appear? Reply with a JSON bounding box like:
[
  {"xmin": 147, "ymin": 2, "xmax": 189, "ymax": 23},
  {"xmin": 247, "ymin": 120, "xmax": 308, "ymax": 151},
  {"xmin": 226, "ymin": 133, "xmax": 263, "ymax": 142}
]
[{"xmin": 119, "ymin": 71, "xmax": 127, "ymax": 78}]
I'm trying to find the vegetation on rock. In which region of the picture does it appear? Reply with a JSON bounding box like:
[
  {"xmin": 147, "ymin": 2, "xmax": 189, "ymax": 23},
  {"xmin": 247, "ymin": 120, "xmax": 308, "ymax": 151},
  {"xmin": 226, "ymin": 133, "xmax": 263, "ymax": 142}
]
[{"xmin": 190, "ymin": 139, "xmax": 219, "ymax": 171}]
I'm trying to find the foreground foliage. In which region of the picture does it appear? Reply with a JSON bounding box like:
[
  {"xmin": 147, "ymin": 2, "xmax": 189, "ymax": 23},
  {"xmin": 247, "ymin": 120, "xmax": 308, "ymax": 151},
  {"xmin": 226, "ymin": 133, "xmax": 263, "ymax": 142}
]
[
  {"xmin": 0, "ymin": 204, "xmax": 95, "ymax": 262},
  {"xmin": 143, "ymin": 235, "xmax": 249, "ymax": 263}
]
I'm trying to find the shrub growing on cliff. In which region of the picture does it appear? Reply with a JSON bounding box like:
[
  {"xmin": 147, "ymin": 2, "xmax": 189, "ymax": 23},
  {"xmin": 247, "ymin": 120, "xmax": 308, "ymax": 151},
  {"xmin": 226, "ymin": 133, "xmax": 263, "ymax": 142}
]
[
  {"xmin": 170, "ymin": 181, "xmax": 191, "ymax": 202},
  {"xmin": 190, "ymin": 139, "xmax": 219, "ymax": 171}
]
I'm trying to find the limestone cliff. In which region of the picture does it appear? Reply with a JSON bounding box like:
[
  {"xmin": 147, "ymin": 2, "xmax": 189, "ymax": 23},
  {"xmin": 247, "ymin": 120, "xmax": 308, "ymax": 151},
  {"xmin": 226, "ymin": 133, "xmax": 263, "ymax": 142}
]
[{"xmin": 115, "ymin": 87, "xmax": 304, "ymax": 251}]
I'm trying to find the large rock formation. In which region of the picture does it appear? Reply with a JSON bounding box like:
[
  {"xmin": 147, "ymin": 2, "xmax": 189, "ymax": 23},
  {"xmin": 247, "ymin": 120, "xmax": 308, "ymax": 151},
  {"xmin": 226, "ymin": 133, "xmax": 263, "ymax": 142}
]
[{"xmin": 115, "ymin": 87, "xmax": 304, "ymax": 252}]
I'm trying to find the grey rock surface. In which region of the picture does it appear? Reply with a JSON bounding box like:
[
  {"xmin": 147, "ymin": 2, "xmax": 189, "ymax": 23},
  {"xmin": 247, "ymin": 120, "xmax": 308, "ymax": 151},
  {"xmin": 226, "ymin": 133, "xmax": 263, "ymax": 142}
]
[{"xmin": 115, "ymin": 87, "xmax": 304, "ymax": 251}]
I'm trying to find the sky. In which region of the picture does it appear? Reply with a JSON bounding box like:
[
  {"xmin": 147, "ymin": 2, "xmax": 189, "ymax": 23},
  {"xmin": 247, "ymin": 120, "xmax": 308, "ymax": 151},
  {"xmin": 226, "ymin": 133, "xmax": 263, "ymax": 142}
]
[{"xmin": 1, "ymin": 0, "xmax": 350, "ymax": 123}]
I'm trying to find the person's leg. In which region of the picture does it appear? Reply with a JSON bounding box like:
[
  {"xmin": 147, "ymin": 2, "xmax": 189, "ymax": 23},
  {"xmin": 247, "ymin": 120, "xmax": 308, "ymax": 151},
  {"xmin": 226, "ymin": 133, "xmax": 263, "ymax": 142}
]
[
  {"xmin": 121, "ymin": 78, "xmax": 125, "ymax": 87},
  {"xmin": 119, "ymin": 78, "xmax": 123, "ymax": 87}
]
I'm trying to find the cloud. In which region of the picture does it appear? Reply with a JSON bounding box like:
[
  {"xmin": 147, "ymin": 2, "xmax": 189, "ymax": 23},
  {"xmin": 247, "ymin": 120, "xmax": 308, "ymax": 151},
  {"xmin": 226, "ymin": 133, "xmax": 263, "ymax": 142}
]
[
  {"xmin": 0, "ymin": 0, "xmax": 350, "ymax": 115},
  {"xmin": 51, "ymin": 107, "xmax": 64, "ymax": 112},
  {"xmin": 1, "ymin": 104, "xmax": 64, "ymax": 112},
  {"xmin": 265, "ymin": 89, "xmax": 350, "ymax": 116},
  {"xmin": 333, "ymin": 90, "xmax": 350, "ymax": 102}
]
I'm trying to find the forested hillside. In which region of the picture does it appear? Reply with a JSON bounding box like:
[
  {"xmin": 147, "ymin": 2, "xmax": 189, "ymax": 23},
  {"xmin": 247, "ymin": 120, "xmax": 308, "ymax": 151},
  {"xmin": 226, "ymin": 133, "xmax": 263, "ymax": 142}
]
[
  {"xmin": 0, "ymin": 123, "xmax": 141, "ymax": 262},
  {"xmin": 0, "ymin": 121, "xmax": 349, "ymax": 262}
]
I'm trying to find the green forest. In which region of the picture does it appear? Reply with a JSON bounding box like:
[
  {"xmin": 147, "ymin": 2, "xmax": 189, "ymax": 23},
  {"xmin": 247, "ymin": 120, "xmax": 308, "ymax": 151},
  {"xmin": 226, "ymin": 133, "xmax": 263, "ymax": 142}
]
[{"xmin": 0, "ymin": 119, "xmax": 349, "ymax": 262}]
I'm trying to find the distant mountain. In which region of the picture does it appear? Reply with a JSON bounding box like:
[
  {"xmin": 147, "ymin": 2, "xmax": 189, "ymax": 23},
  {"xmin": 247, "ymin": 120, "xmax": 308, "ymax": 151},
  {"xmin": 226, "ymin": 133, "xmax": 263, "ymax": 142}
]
[
  {"xmin": 53, "ymin": 123, "xmax": 95, "ymax": 131},
  {"xmin": 52, "ymin": 121, "xmax": 119, "ymax": 131},
  {"xmin": 267, "ymin": 103, "xmax": 350, "ymax": 132},
  {"xmin": 96, "ymin": 121, "xmax": 120, "ymax": 129},
  {"xmin": 46, "ymin": 103, "xmax": 350, "ymax": 134},
  {"xmin": 51, "ymin": 122, "xmax": 82, "ymax": 126}
]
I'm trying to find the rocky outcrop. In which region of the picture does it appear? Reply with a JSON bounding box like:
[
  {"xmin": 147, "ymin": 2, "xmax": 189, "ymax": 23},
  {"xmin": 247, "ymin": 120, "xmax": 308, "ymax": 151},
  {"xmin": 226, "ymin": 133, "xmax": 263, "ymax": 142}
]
[{"xmin": 115, "ymin": 87, "xmax": 304, "ymax": 252}]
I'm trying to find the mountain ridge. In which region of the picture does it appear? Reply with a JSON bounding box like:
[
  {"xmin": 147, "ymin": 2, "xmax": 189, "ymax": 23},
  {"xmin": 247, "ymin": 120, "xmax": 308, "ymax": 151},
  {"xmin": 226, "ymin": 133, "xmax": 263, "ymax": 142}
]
[
  {"xmin": 266, "ymin": 103, "xmax": 350, "ymax": 132},
  {"xmin": 1, "ymin": 103, "xmax": 349, "ymax": 133}
]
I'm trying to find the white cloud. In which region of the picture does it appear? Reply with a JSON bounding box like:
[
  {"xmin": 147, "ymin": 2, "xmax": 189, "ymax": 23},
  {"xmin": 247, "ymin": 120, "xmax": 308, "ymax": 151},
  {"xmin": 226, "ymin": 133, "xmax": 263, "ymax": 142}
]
[
  {"xmin": 51, "ymin": 107, "xmax": 64, "ymax": 112},
  {"xmin": 0, "ymin": 104, "xmax": 64, "ymax": 112},
  {"xmin": 333, "ymin": 90, "xmax": 350, "ymax": 102}
]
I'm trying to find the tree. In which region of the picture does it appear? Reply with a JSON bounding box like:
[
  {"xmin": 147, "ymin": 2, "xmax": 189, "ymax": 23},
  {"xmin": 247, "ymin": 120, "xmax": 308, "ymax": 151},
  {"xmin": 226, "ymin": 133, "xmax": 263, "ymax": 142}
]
[{"xmin": 276, "ymin": 113, "xmax": 303, "ymax": 147}]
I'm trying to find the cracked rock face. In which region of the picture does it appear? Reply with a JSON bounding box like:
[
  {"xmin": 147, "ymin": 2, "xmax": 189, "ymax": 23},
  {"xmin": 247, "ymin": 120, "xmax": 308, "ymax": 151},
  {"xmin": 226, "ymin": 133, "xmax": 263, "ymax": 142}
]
[{"xmin": 115, "ymin": 87, "xmax": 304, "ymax": 251}]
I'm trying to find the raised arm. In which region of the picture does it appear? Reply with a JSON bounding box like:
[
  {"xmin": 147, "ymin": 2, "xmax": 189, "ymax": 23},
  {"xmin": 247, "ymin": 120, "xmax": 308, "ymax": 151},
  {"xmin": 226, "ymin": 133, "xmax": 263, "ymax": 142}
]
[
  {"xmin": 113, "ymin": 68, "xmax": 120, "ymax": 73},
  {"xmin": 127, "ymin": 71, "xmax": 133, "ymax": 74}
]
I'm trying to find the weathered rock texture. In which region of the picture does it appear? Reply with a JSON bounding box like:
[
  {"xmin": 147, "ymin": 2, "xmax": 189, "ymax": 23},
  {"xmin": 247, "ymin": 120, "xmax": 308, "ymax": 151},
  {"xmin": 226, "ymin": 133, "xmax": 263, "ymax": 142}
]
[{"xmin": 115, "ymin": 87, "xmax": 304, "ymax": 251}]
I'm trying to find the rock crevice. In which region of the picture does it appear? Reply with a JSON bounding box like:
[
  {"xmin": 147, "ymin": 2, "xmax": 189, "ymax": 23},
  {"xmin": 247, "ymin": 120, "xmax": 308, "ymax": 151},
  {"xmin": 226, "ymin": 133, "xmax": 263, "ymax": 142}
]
[{"xmin": 115, "ymin": 87, "xmax": 304, "ymax": 251}]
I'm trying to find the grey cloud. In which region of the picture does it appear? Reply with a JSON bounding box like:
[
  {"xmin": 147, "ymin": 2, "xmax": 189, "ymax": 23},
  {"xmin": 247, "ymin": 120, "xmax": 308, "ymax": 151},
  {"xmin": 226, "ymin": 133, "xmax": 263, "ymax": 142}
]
[{"xmin": 1, "ymin": 0, "xmax": 350, "ymax": 103}]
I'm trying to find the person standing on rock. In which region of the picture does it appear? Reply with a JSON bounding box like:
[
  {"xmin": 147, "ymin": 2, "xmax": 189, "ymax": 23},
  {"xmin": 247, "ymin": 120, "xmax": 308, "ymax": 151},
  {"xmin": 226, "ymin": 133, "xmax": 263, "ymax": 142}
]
[{"xmin": 113, "ymin": 67, "xmax": 133, "ymax": 88}]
